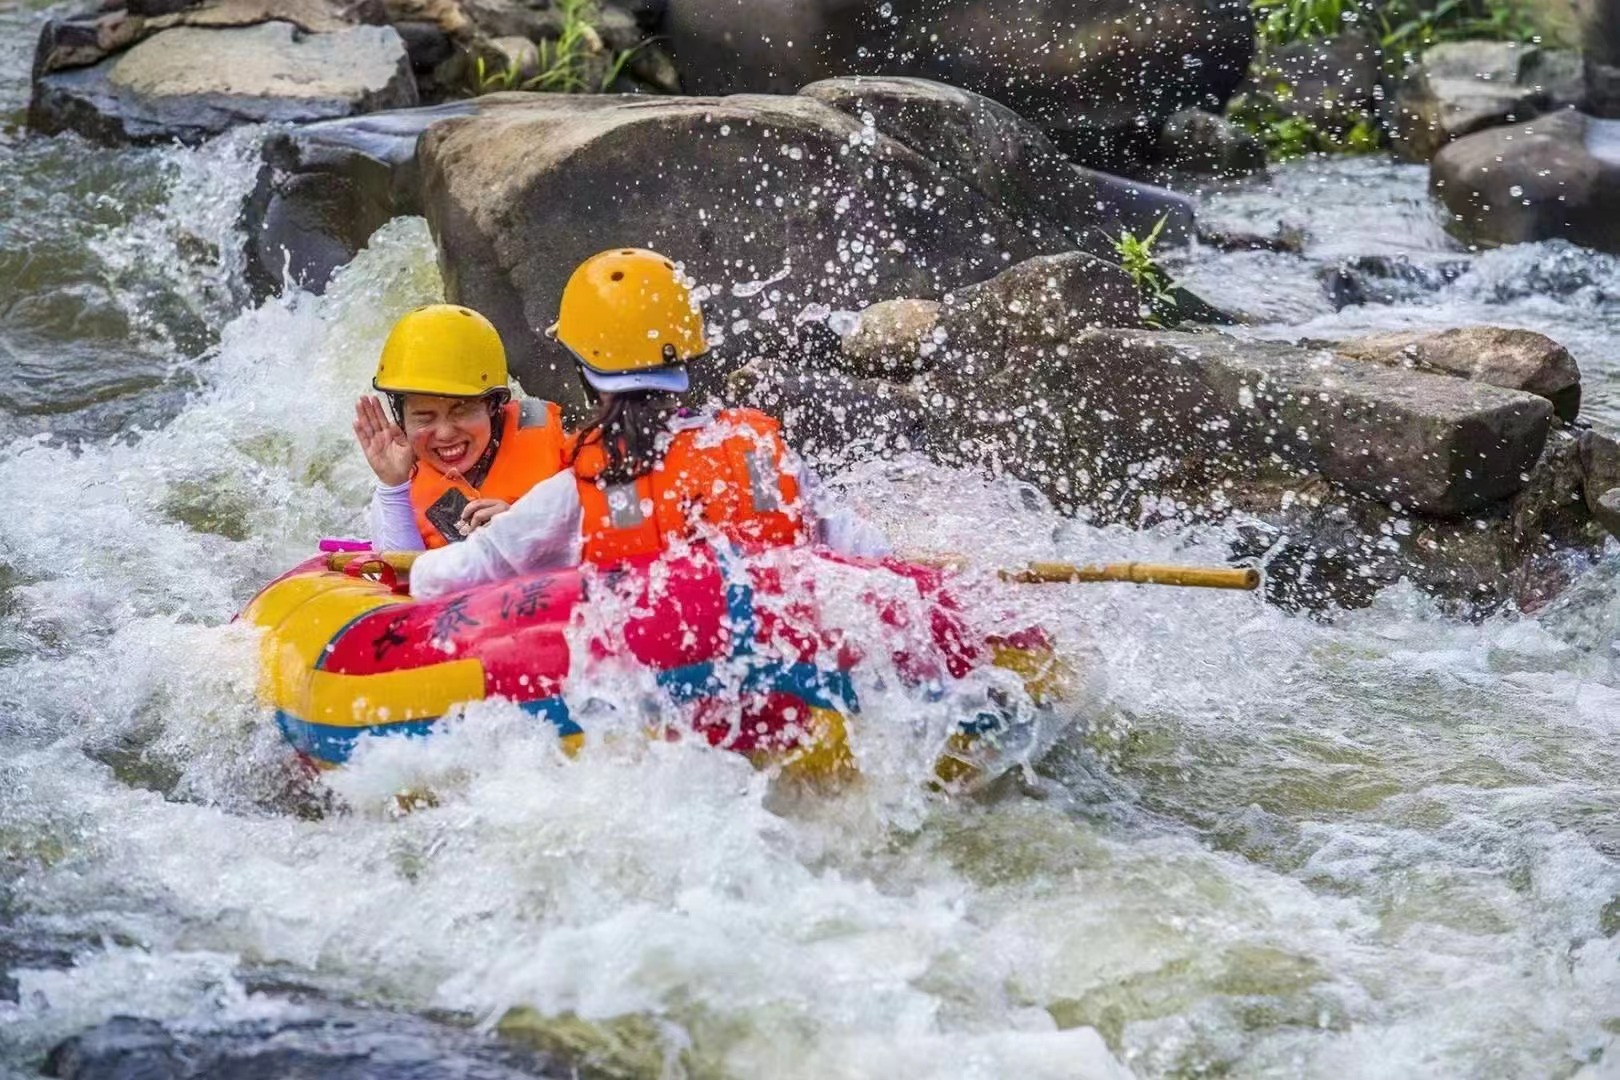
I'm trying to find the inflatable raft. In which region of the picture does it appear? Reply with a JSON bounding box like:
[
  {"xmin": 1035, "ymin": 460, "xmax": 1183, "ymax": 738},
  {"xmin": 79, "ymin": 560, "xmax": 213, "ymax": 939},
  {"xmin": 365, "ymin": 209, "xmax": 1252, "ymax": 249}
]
[{"xmin": 241, "ymin": 543, "xmax": 1069, "ymax": 783}]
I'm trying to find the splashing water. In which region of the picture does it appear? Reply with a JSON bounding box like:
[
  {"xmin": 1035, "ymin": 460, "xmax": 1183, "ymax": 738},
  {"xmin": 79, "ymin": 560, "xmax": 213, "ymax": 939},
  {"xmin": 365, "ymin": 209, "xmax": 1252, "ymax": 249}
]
[{"xmin": 2, "ymin": 8, "xmax": 1619, "ymax": 1075}]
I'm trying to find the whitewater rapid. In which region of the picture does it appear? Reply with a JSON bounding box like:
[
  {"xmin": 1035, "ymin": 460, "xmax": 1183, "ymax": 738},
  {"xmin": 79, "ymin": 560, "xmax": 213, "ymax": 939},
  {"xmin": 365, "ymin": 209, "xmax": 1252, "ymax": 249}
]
[{"xmin": 2, "ymin": 4, "xmax": 1619, "ymax": 1074}]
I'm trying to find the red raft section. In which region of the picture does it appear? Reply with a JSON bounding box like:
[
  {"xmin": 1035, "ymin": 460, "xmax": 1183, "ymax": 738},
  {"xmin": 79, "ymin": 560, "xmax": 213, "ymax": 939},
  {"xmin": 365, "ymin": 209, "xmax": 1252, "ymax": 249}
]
[{"xmin": 243, "ymin": 543, "xmax": 1058, "ymax": 771}]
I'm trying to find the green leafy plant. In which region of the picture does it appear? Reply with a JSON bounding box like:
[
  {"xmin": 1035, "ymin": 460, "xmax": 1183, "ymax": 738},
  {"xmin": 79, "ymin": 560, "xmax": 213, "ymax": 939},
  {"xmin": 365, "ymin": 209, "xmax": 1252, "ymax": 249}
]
[
  {"xmin": 467, "ymin": 0, "xmax": 647, "ymax": 96},
  {"xmin": 1113, "ymin": 215, "xmax": 1179, "ymax": 329},
  {"xmin": 1252, "ymin": 0, "xmax": 1545, "ymax": 51}
]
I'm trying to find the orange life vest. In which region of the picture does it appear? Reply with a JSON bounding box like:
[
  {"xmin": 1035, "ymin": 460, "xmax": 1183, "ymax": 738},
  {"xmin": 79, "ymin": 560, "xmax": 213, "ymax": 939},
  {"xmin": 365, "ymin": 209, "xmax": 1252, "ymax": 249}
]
[
  {"xmin": 411, "ymin": 398, "xmax": 567, "ymax": 549},
  {"xmin": 572, "ymin": 408, "xmax": 807, "ymax": 566}
]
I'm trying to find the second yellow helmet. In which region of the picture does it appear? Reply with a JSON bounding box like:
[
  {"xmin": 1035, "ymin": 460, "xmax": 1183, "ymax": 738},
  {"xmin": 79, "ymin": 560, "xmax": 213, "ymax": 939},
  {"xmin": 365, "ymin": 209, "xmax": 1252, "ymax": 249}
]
[
  {"xmin": 551, "ymin": 249, "xmax": 706, "ymax": 394},
  {"xmin": 374, "ymin": 304, "xmax": 508, "ymax": 399}
]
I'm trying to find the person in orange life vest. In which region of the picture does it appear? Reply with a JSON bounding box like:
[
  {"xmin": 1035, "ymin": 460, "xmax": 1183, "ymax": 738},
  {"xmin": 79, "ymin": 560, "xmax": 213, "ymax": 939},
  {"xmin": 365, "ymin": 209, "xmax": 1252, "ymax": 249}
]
[
  {"xmin": 410, "ymin": 249, "xmax": 888, "ymax": 599},
  {"xmin": 354, "ymin": 304, "xmax": 567, "ymax": 551}
]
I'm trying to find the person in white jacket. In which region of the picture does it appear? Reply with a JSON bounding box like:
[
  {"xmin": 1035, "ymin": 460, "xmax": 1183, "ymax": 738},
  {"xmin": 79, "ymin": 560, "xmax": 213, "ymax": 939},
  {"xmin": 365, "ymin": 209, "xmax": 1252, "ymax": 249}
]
[{"xmin": 410, "ymin": 248, "xmax": 887, "ymax": 600}]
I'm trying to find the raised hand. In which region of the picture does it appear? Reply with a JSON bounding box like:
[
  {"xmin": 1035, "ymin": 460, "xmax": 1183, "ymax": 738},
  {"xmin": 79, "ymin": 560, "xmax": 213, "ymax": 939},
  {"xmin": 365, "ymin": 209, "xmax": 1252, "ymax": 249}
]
[{"xmin": 353, "ymin": 395, "xmax": 415, "ymax": 487}]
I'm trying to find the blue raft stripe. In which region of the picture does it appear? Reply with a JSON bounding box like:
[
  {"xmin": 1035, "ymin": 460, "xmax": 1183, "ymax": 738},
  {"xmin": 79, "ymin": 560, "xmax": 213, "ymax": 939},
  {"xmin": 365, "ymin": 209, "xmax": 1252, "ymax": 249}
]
[
  {"xmin": 276, "ymin": 693, "xmax": 581, "ymax": 764},
  {"xmin": 655, "ymin": 658, "xmax": 857, "ymax": 713}
]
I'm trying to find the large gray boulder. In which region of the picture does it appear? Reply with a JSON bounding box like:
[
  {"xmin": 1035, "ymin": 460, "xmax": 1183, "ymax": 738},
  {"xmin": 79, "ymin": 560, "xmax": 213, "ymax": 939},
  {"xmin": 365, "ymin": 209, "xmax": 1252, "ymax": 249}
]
[
  {"xmin": 417, "ymin": 92, "xmax": 1083, "ymax": 405},
  {"xmin": 661, "ymin": 0, "xmax": 1255, "ymax": 172},
  {"xmin": 1391, "ymin": 40, "xmax": 1585, "ymax": 161},
  {"xmin": 29, "ymin": 21, "xmax": 417, "ymax": 145},
  {"xmin": 1431, "ymin": 109, "xmax": 1620, "ymax": 254}
]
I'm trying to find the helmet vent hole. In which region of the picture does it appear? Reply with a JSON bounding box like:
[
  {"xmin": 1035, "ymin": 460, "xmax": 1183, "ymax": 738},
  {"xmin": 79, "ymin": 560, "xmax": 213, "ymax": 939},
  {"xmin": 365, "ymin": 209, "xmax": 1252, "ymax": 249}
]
[
  {"xmin": 611, "ymin": 271, "xmax": 625, "ymax": 281},
  {"xmin": 662, "ymin": 261, "xmax": 674, "ymax": 270},
  {"xmin": 621, "ymin": 249, "xmax": 635, "ymax": 255}
]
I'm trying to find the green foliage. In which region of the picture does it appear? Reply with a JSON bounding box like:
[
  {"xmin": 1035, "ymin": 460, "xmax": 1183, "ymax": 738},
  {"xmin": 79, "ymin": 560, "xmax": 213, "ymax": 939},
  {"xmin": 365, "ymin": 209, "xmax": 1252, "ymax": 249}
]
[
  {"xmin": 1252, "ymin": 0, "xmax": 1545, "ymax": 51},
  {"xmin": 468, "ymin": 0, "xmax": 646, "ymax": 96},
  {"xmin": 1113, "ymin": 215, "xmax": 1179, "ymax": 329}
]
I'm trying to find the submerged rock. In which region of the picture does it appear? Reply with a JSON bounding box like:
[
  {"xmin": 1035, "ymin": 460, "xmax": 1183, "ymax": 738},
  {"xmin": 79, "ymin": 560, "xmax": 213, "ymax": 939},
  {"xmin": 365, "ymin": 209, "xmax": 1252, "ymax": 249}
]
[
  {"xmin": 1317, "ymin": 254, "xmax": 1471, "ymax": 310},
  {"xmin": 29, "ymin": 21, "xmax": 417, "ymax": 145},
  {"xmin": 661, "ymin": 0, "xmax": 1255, "ymax": 173},
  {"xmin": 1391, "ymin": 40, "xmax": 1586, "ymax": 161},
  {"xmin": 44, "ymin": 1007, "xmax": 567, "ymax": 1080},
  {"xmin": 1431, "ymin": 109, "xmax": 1620, "ymax": 255},
  {"xmin": 1334, "ymin": 326, "xmax": 1582, "ymax": 422}
]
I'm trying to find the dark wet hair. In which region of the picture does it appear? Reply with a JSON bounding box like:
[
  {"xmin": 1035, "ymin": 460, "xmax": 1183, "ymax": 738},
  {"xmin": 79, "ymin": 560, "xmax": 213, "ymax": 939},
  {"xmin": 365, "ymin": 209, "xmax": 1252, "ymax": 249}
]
[{"xmin": 568, "ymin": 389, "xmax": 679, "ymax": 486}]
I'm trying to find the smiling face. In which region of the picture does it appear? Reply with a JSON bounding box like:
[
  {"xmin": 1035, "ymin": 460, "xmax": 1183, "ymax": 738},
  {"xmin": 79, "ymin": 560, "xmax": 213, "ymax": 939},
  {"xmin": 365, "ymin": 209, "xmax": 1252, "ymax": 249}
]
[{"xmin": 400, "ymin": 394, "xmax": 494, "ymax": 476}]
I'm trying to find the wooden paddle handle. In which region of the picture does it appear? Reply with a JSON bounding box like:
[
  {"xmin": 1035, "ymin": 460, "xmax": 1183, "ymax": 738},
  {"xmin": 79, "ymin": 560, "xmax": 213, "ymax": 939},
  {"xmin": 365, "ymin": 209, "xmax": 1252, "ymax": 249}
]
[{"xmin": 1006, "ymin": 561, "xmax": 1260, "ymax": 590}]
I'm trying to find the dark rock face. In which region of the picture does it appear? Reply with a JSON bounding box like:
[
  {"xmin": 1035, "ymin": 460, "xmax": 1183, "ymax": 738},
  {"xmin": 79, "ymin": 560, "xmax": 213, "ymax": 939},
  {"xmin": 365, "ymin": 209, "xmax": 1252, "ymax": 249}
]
[
  {"xmin": 1585, "ymin": 0, "xmax": 1620, "ymax": 117},
  {"xmin": 661, "ymin": 0, "xmax": 1256, "ymax": 172},
  {"xmin": 800, "ymin": 77, "xmax": 1196, "ymax": 254},
  {"xmin": 242, "ymin": 100, "xmax": 483, "ymax": 294},
  {"xmin": 1391, "ymin": 40, "xmax": 1586, "ymax": 161},
  {"xmin": 29, "ymin": 21, "xmax": 417, "ymax": 146},
  {"xmin": 43, "ymin": 1008, "xmax": 566, "ymax": 1080},
  {"xmin": 1431, "ymin": 109, "xmax": 1620, "ymax": 255}
]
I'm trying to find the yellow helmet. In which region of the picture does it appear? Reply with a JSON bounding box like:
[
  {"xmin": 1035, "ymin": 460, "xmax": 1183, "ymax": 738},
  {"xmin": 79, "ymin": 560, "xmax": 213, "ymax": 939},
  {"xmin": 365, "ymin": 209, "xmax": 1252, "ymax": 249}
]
[
  {"xmin": 374, "ymin": 304, "xmax": 508, "ymax": 398},
  {"xmin": 551, "ymin": 248, "xmax": 706, "ymax": 394}
]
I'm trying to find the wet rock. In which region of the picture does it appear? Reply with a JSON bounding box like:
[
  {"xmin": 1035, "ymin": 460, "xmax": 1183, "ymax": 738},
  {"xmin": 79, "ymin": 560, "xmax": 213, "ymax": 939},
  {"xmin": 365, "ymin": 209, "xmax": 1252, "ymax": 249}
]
[
  {"xmin": 800, "ymin": 76, "xmax": 1196, "ymax": 255},
  {"xmin": 1318, "ymin": 254, "xmax": 1471, "ymax": 309},
  {"xmin": 1431, "ymin": 109, "xmax": 1620, "ymax": 255},
  {"xmin": 242, "ymin": 99, "xmax": 483, "ymax": 294},
  {"xmin": 1157, "ymin": 108, "xmax": 1266, "ymax": 177},
  {"xmin": 837, "ymin": 298, "xmax": 942, "ymax": 379},
  {"xmin": 1578, "ymin": 429, "xmax": 1620, "ymax": 537},
  {"xmin": 1391, "ymin": 41, "xmax": 1586, "ymax": 161},
  {"xmin": 43, "ymin": 1005, "xmax": 567, "ymax": 1080},
  {"xmin": 1196, "ymin": 223, "xmax": 1306, "ymax": 254},
  {"xmin": 935, "ymin": 251, "xmax": 1143, "ymax": 364},
  {"xmin": 1595, "ymin": 488, "xmax": 1620, "ymax": 539},
  {"xmin": 731, "ymin": 359, "xmax": 931, "ymax": 459},
  {"xmin": 662, "ymin": 0, "xmax": 1255, "ymax": 174},
  {"xmin": 29, "ymin": 22, "xmax": 418, "ymax": 145},
  {"xmin": 919, "ymin": 329, "xmax": 1553, "ymax": 518},
  {"xmin": 417, "ymin": 93, "xmax": 1078, "ymax": 404},
  {"xmin": 1, "ymin": 928, "xmax": 78, "ymax": 1004},
  {"xmin": 1334, "ymin": 326, "xmax": 1582, "ymax": 422},
  {"xmin": 741, "ymin": 328, "xmax": 1590, "ymax": 612},
  {"xmin": 31, "ymin": 0, "xmax": 371, "ymax": 77}
]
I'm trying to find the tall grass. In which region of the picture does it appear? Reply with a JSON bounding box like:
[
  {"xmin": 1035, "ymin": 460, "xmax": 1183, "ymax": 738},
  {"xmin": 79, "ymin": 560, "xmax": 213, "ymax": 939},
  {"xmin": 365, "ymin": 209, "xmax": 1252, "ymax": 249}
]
[{"xmin": 469, "ymin": 0, "xmax": 649, "ymax": 95}]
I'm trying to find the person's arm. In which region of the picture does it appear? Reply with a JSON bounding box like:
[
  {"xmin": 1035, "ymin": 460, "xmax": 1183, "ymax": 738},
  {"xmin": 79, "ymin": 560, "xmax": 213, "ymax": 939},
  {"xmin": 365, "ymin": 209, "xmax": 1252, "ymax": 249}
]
[
  {"xmin": 368, "ymin": 481, "xmax": 426, "ymax": 552},
  {"xmin": 410, "ymin": 471, "xmax": 583, "ymax": 599},
  {"xmin": 796, "ymin": 461, "xmax": 891, "ymax": 558}
]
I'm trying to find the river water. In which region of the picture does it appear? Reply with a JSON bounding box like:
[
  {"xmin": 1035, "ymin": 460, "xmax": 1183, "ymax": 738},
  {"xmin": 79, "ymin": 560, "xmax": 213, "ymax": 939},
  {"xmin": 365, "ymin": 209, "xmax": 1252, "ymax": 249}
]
[{"xmin": 2, "ymin": 2, "xmax": 1618, "ymax": 1077}]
